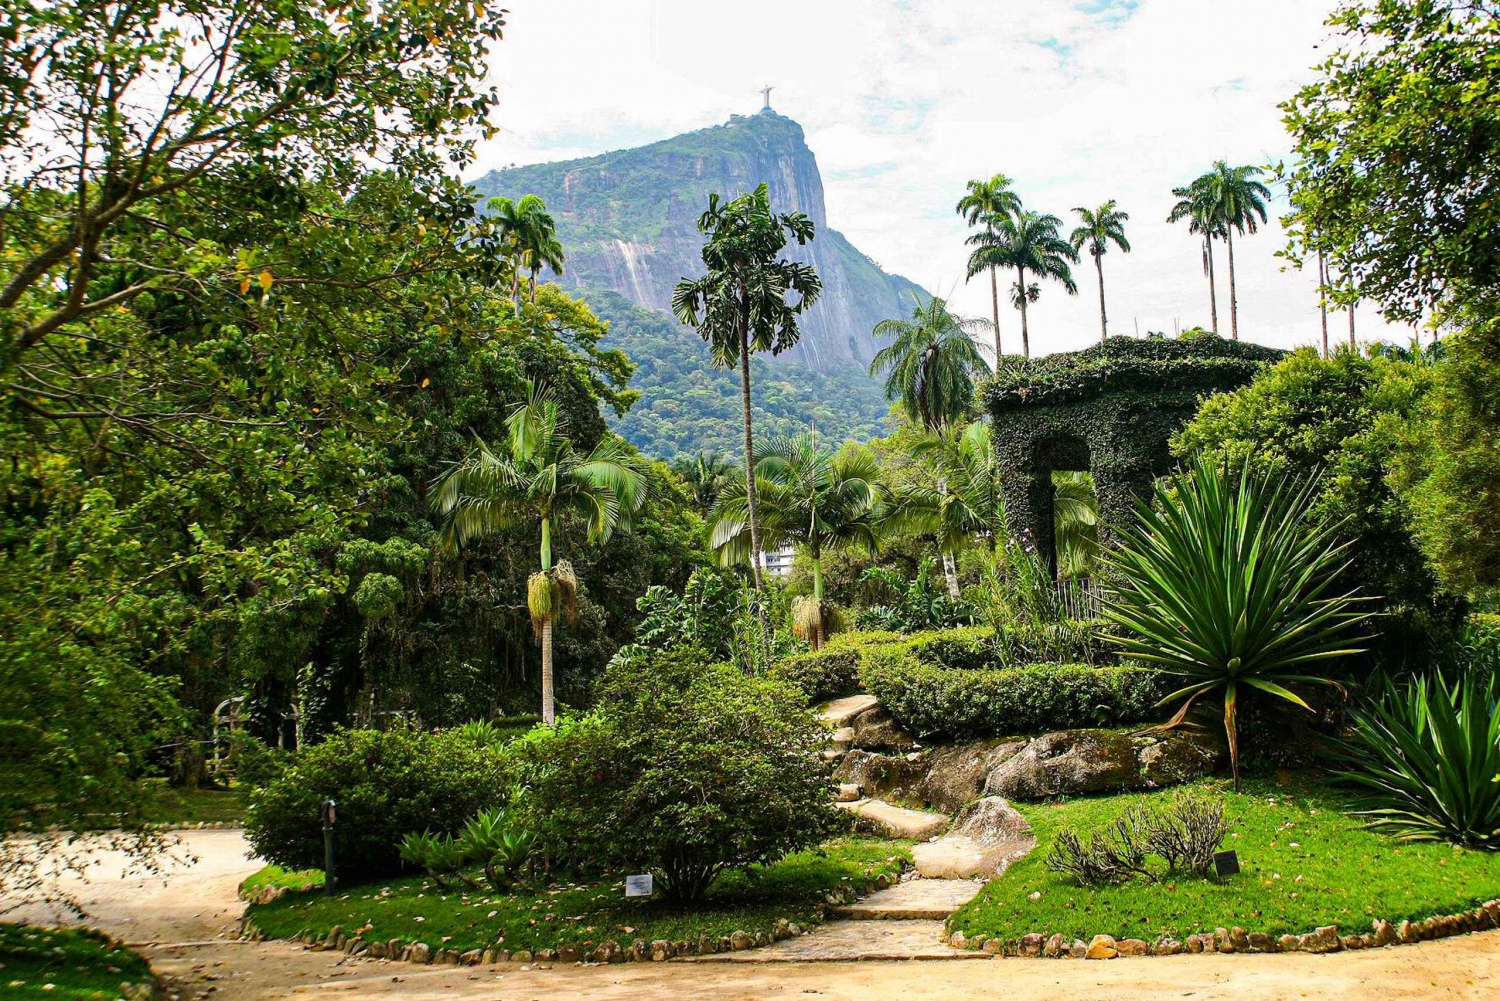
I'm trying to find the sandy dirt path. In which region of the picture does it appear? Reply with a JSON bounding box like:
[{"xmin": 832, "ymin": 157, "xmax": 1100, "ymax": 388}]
[{"xmin": 6, "ymin": 830, "xmax": 1499, "ymax": 1000}]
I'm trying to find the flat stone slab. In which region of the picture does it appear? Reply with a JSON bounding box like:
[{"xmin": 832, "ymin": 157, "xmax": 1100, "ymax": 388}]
[
  {"xmin": 685, "ymin": 919, "xmax": 988, "ymax": 962},
  {"xmin": 912, "ymin": 833, "xmax": 1034, "ymax": 879},
  {"xmin": 820, "ymin": 694, "xmax": 879, "ymax": 727},
  {"xmin": 831, "ymin": 878, "xmax": 984, "ymax": 920},
  {"xmin": 835, "ymin": 799, "xmax": 949, "ymax": 840}
]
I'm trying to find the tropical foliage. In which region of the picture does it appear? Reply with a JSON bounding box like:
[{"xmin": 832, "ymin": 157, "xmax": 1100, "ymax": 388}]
[
  {"xmin": 869, "ymin": 297, "xmax": 992, "ymax": 430},
  {"xmin": 1069, "ymin": 201, "xmax": 1131, "ymax": 342},
  {"xmin": 964, "ymin": 210, "xmax": 1079, "ymax": 358},
  {"xmin": 956, "ymin": 174, "xmax": 1021, "ymax": 358},
  {"xmin": 1102, "ymin": 458, "xmax": 1374, "ymax": 788},
  {"xmin": 1336, "ymin": 667, "xmax": 1500, "ymax": 849}
]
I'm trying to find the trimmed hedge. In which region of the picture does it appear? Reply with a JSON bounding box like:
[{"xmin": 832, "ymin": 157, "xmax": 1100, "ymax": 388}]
[
  {"xmin": 859, "ymin": 648, "xmax": 1169, "ymax": 741},
  {"xmin": 770, "ymin": 648, "xmax": 860, "ymax": 703}
]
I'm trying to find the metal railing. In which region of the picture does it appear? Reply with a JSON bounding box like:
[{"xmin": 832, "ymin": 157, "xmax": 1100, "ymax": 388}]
[{"xmin": 1055, "ymin": 578, "xmax": 1103, "ymax": 620}]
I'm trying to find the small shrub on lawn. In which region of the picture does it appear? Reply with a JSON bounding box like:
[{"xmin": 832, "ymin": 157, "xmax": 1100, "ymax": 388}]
[
  {"xmin": 1045, "ymin": 794, "xmax": 1227, "ymax": 886},
  {"xmin": 245, "ymin": 726, "xmax": 509, "ymax": 881},
  {"xmin": 859, "ymin": 649, "xmax": 1168, "ymax": 740},
  {"xmin": 505, "ymin": 650, "xmax": 846, "ymax": 900}
]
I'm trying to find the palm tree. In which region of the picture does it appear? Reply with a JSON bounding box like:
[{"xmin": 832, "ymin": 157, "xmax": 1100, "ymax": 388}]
[
  {"xmin": 892, "ymin": 421, "xmax": 1003, "ymax": 598},
  {"xmin": 672, "ymin": 450, "xmax": 736, "ymax": 511},
  {"xmin": 431, "ymin": 382, "xmax": 648, "ymax": 724},
  {"xmin": 709, "ymin": 432, "xmax": 883, "ymax": 650},
  {"xmin": 1167, "ymin": 181, "xmax": 1225, "ymax": 335},
  {"xmin": 1069, "ymin": 201, "xmax": 1131, "ymax": 343},
  {"xmin": 487, "ymin": 195, "xmax": 563, "ymax": 311},
  {"xmin": 965, "ymin": 210, "xmax": 1079, "ymax": 358},
  {"xmin": 956, "ymin": 175, "xmax": 1021, "ymax": 360},
  {"xmin": 1198, "ymin": 162, "xmax": 1270, "ymax": 341},
  {"xmin": 672, "ymin": 184, "xmax": 822, "ymax": 658},
  {"xmin": 868, "ymin": 296, "xmax": 991, "ymax": 431},
  {"xmin": 1052, "ymin": 471, "xmax": 1099, "ymax": 580}
]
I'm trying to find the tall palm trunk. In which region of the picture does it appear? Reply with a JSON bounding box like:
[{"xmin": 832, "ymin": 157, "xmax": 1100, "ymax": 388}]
[
  {"xmin": 529, "ymin": 268, "xmax": 539, "ymax": 303},
  {"xmin": 1016, "ymin": 265, "xmax": 1031, "ymax": 359},
  {"xmin": 1226, "ymin": 227, "xmax": 1240, "ymax": 341},
  {"xmin": 1094, "ymin": 253, "xmax": 1107, "ymax": 343},
  {"xmin": 738, "ymin": 321, "xmax": 771, "ymax": 666},
  {"xmin": 936, "ymin": 478, "xmax": 960, "ymax": 599},
  {"xmin": 810, "ymin": 554, "xmax": 825, "ymax": 651},
  {"xmin": 1349, "ymin": 301, "xmax": 1356, "ymax": 349},
  {"xmin": 989, "ymin": 267, "xmax": 1002, "ymax": 361},
  {"xmin": 539, "ymin": 516, "xmax": 555, "ymax": 725},
  {"xmin": 1204, "ymin": 236, "xmax": 1219, "ymax": 335},
  {"xmin": 1318, "ymin": 249, "xmax": 1329, "ymax": 358},
  {"xmin": 512, "ymin": 267, "xmax": 522, "ymax": 317}
]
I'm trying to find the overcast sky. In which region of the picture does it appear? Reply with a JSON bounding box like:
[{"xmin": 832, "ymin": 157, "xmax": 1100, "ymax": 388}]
[{"xmin": 476, "ymin": 0, "xmax": 1404, "ymax": 356}]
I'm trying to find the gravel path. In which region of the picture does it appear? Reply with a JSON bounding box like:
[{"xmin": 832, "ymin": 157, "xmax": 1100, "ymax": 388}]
[{"xmin": 6, "ymin": 830, "xmax": 1500, "ymax": 1000}]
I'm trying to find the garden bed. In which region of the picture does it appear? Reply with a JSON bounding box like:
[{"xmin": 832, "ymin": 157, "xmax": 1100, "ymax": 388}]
[
  {"xmin": 242, "ymin": 837, "xmax": 911, "ymax": 961},
  {"xmin": 947, "ymin": 777, "xmax": 1500, "ymax": 952},
  {"xmin": 0, "ymin": 925, "xmax": 157, "ymax": 1000}
]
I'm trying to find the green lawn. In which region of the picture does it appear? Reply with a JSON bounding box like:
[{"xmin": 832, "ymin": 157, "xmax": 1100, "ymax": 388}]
[
  {"xmin": 949, "ymin": 776, "xmax": 1500, "ymax": 944},
  {"xmin": 245, "ymin": 837, "xmax": 910, "ymax": 954},
  {"xmin": 241, "ymin": 864, "xmax": 325, "ymax": 897},
  {"xmin": 0, "ymin": 925, "xmax": 154, "ymax": 1000},
  {"xmin": 138, "ymin": 779, "xmax": 245, "ymax": 826}
]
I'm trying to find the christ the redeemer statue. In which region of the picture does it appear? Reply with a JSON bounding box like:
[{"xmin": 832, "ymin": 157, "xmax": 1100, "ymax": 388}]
[{"xmin": 760, "ymin": 85, "xmax": 773, "ymax": 110}]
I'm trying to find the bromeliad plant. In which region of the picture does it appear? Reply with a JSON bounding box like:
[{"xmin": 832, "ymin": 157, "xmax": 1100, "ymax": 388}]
[
  {"xmin": 1335, "ymin": 669, "xmax": 1500, "ymax": 849},
  {"xmin": 1102, "ymin": 457, "xmax": 1374, "ymax": 788}
]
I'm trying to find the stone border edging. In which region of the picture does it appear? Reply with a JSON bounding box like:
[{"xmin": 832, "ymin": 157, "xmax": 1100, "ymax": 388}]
[
  {"xmin": 946, "ymin": 898, "xmax": 1500, "ymax": 958},
  {"xmin": 153, "ymin": 821, "xmax": 243, "ymax": 832}
]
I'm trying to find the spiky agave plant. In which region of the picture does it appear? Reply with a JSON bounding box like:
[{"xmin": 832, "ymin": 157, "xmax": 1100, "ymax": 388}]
[
  {"xmin": 1102, "ymin": 457, "xmax": 1374, "ymax": 789},
  {"xmin": 1336, "ymin": 670, "xmax": 1500, "ymax": 848}
]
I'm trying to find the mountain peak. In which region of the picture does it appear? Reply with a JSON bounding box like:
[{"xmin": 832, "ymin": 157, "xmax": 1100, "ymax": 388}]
[{"xmin": 472, "ymin": 115, "xmax": 926, "ymax": 372}]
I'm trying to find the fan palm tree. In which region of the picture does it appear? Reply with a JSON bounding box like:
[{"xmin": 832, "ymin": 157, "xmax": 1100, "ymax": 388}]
[
  {"xmin": 868, "ymin": 296, "xmax": 991, "ymax": 432},
  {"xmin": 1198, "ymin": 162, "xmax": 1270, "ymax": 341},
  {"xmin": 891, "ymin": 421, "xmax": 1003, "ymax": 599},
  {"xmin": 709, "ymin": 432, "xmax": 884, "ymax": 650},
  {"xmin": 1069, "ymin": 201, "xmax": 1131, "ymax": 343},
  {"xmin": 672, "ymin": 450, "xmax": 736, "ymax": 511},
  {"xmin": 431, "ymin": 381, "xmax": 648, "ymax": 724},
  {"xmin": 956, "ymin": 174, "xmax": 1021, "ymax": 360},
  {"xmin": 673, "ymin": 183, "xmax": 822, "ymax": 656},
  {"xmin": 1167, "ymin": 181, "xmax": 1225, "ymax": 335},
  {"xmin": 965, "ymin": 210, "xmax": 1079, "ymax": 358}
]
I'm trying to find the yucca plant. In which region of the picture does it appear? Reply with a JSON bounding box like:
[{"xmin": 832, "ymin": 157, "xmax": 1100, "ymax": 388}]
[
  {"xmin": 459, "ymin": 805, "xmax": 537, "ymax": 891},
  {"xmin": 1335, "ymin": 670, "xmax": 1500, "ymax": 848},
  {"xmin": 1102, "ymin": 457, "xmax": 1374, "ymax": 788},
  {"xmin": 398, "ymin": 830, "xmax": 475, "ymax": 889}
]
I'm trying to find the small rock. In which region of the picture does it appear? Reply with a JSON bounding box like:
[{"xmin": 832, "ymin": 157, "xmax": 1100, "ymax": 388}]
[
  {"xmin": 752, "ymin": 931, "xmax": 769, "ymax": 948},
  {"xmin": 1397, "ymin": 920, "xmax": 1418, "ymax": 944},
  {"xmin": 1341, "ymin": 935, "xmax": 1364, "ymax": 950},
  {"xmin": 1116, "ymin": 939, "xmax": 1148, "ymax": 957},
  {"xmin": 408, "ymin": 942, "xmax": 432, "ymax": 964},
  {"xmin": 730, "ymin": 930, "xmax": 754, "ymax": 951},
  {"xmin": 1304, "ymin": 926, "xmax": 1341, "ymax": 954},
  {"xmin": 597, "ymin": 941, "xmax": 622, "ymax": 963},
  {"xmin": 1230, "ymin": 927, "xmax": 1250, "ymax": 952},
  {"xmin": 630, "ymin": 939, "xmax": 649, "ymax": 962},
  {"xmin": 510, "ymin": 949, "xmax": 532, "ymax": 964},
  {"xmin": 1085, "ymin": 934, "xmax": 1118, "ymax": 960},
  {"xmin": 982, "ymin": 938, "xmax": 1004, "ymax": 955},
  {"xmin": 1372, "ymin": 919, "xmax": 1397, "ymax": 947},
  {"xmin": 1045, "ymin": 933, "xmax": 1066, "ymax": 957},
  {"xmin": 649, "ymin": 940, "xmax": 673, "ymax": 962},
  {"xmin": 949, "ymin": 930, "xmax": 968, "ymax": 949},
  {"xmin": 1185, "ymin": 934, "xmax": 1205, "ymax": 954},
  {"xmin": 1277, "ymin": 934, "xmax": 1301, "ymax": 952},
  {"xmin": 1069, "ymin": 939, "xmax": 1088, "ymax": 959},
  {"xmin": 556, "ymin": 945, "xmax": 579, "ymax": 964},
  {"xmin": 1247, "ymin": 932, "xmax": 1274, "ymax": 953},
  {"xmin": 1019, "ymin": 933, "xmax": 1043, "ymax": 957},
  {"xmin": 1153, "ymin": 938, "xmax": 1182, "ymax": 956},
  {"xmin": 787, "ymin": 923, "xmax": 803, "ymax": 937},
  {"xmin": 367, "ymin": 942, "xmax": 387, "ymax": 959}
]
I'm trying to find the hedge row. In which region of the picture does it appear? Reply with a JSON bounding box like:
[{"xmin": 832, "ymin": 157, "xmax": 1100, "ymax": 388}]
[
  {"xmin": 858, "ymin": 649, "xmax": 1169, "ymax": 741},
  {"xmin": 772, "ymin": 624, "xmax": 1118, "ymax": 704}
]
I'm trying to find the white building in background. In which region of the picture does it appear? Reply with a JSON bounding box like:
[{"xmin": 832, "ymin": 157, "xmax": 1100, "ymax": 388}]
[{"xmin": 761, "ymin": 544, "xmax": 796, "ymax": 578}]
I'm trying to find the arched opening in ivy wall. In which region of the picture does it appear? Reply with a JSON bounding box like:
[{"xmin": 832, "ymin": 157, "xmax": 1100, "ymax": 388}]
[{"xmin": 982, "ymin": 336, "xmax": 1285, "ymax": 578}]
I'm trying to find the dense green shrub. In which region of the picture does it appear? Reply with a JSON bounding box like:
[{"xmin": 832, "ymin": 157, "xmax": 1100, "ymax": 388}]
[
  {"xmin": 245, "ymin": 727, "xmax": 509, "ymax": 881},
  {"xmin": 505, "ymin": 651, "xmax": 845, "ymax": 900},
  {"xmin": 859, "ymin": 649, "xmax": 1168, "ymax": 740},
  {"xmin": 770, "ymin": 648, "xmax": 860, "ymax": 702}
]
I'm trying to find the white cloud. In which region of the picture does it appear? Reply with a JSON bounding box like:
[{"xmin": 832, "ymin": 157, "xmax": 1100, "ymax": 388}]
[{"xmin": 478, "ymin": 0, "xmax": 1404, "ymax": 354}]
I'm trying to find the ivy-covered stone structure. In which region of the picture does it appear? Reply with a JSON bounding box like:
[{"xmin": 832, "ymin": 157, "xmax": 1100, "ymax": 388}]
[{"xmin": 982, "ymin": 337, "xmax": 1284, "ymax": 576}]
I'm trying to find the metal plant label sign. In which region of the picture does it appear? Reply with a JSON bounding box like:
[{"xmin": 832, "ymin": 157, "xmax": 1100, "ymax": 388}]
[
  {"xmin": 624, "ymin": 873, "xmax": 654, "ymax": 898},
  {"xmin": 1213, "ymin": 850, "xmax": 1240, "ymax": 877}
]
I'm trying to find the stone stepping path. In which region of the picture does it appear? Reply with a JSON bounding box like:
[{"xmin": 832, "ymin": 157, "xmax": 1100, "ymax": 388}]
[
  {"xmin": 835, "ymin": 798, "xmax": 949, "ymax": 840},
  {"xmin": 832, "ymin": 878, "xmax": 984, "ymax": 920},
  {"xmin": 685, "ymin": 918, "xmax": 988, "ymax": 962}
]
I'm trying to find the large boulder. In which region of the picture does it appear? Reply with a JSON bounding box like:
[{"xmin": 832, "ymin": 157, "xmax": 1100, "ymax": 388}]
[
  {"xmin": 912, "ymin": 796, "xmax": 1035, "ymax": 878},
  {"xmin": 835, "ymin": 739, "xmax": 1026, "ymax": 812},
  {"xmin": 835, "ymin": 798, "xmax": 949, "ymax": 840},
  {"xmin": 985, "ymin": 729, "xmax": 1139, "ymax": 800},
  {"xmin": 1137, "ymin": 728, "xmax": 1226, "ymax": 787},
  {"xmin": 834, "ymin": 749, "xmax": 915, "ymax": 801},
  {"xmin": 847, "ymin": 705, "xmax": 918, "ymax": 752}
]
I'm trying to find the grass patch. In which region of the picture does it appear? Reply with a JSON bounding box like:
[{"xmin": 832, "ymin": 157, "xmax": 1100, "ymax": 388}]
[
  {"xmin": 245, "ymin": 837, "xmax": 910, "ymax": 954},
  {"xmin": 138, "ymin": 779, "xmax": 245, "ymax": 825},
  {"xmin": 949, "ymin": 776, "xmax": 1500, "ymax": 944},
  {"xmin": 0, "ymin": 924, "xmax": 154, "ymax": 1000},
  {"xmin": 240, "ymin": 864, "xmax": 325, "ymax": 897}
]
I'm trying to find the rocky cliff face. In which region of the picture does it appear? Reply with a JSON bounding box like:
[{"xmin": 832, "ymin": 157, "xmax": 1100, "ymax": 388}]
[{"xmin": 471, "ymin": 110, "xmax": 927, "ymax": 372}]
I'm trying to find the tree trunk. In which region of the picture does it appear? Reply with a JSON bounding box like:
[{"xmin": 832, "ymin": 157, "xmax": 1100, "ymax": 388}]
[
  {"xmin": 989, "ymin": 266, "xmax": 1002, "ymax": 362},
  {"xmin": 942, "ymin": 551, "xmax": 961, "ymax": 601},
  {"xmin": 1349, "ymin": 298, "xmax": 1356, "ymax": 349},
  {"xmin": 1094, "ymin": 254, "xmax": 1107, "ymax": 344},
  {"xmin": 1205, "ymin": 236, "xmax": 1219, "ymax": 335},
  {"xmin": 1318, "ymin": 250, "xmax": 1329, "ymax": 358},
  {"xmin": 738, "ymin": 327, "xmax": 771, "ymax": 665},
  {"xmin": 1017, "ymin": 266, "xmax": 1030, "ymax": 359},
  {"xmin": 540, "ymin": 617, "xmax": 555, "ymax": 726},
  {"xmin": 529, "ymin": 268, "xmax": 539, "ymax": 303},
  {"xmin": 811, "ymin": 554, "xmax": 825, "ymax": 651},
  {"xmin": 512, "ymin": 268, "xmax": 522, "ymax": 317},
  {"xmin": 1226, "ymin": 228, "xmax": 1240, "ymax": 341}
]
